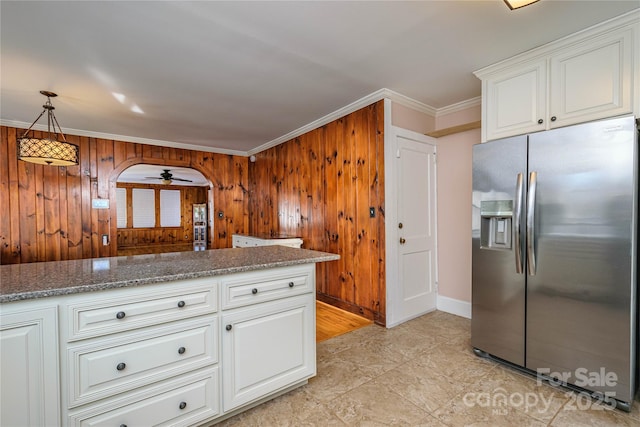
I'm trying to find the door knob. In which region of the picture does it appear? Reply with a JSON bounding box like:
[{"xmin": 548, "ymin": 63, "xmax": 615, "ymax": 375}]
[{"xmin": 399, "ymin": 238, "xmax": 406, "ymax": 244}]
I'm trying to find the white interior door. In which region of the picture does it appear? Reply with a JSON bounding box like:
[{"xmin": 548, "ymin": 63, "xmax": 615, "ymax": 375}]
[{"xmin": 388, "ymin": 127, "xmax": 437, "ymax": 326}]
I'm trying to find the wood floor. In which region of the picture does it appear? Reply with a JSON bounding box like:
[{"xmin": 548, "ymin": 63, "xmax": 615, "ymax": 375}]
[{"xmin": 316, "ymin": 300, "xmax": 372, "ymax": 342}]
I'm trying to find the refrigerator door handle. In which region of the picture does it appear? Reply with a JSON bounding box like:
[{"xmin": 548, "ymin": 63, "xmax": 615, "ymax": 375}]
[
  {"xmin": 514, "ymin": 173, "xmax": 524, "ymax": 274},
  {"xmin": 526, "ymin": 171, "xmax": 537, "ymax": 276}
]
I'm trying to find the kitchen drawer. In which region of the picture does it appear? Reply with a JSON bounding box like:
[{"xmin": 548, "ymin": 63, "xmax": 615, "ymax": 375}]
[
  {"xmin": 220, "ymin": 264, "xmax": 314, "ymax": 309},
  {"xmin": 67, "ymin": 316, "xmax": 217, "ymax": 407},
  {"xmin": 65, "ymin": 278, "xmax": 217, "ymax": 341},
  {"xmin": 68, "ymin": 367, "xmax": 219, "ymax": 427}
]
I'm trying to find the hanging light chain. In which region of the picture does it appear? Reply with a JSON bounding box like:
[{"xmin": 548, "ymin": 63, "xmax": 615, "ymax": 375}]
[{"xmin": 20, "ymin": 92, "xmax": 68, "ymax": 142}]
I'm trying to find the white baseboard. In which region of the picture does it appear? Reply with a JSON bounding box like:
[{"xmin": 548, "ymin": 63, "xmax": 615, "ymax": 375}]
[{"xmin": 436, "ymin": 295, "xmax": 471, "ymax": 319}]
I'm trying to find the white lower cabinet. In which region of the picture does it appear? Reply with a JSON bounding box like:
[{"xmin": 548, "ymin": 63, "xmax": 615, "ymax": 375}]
[
  {"xmin": 221, "ymin": 293, "xmax": 315, "ymax": 412},
  {"xmin": 60, "ymin": 278, "xmax": 221, "ymax": 425},
  {"xmin": 0, "ymin": 303, "xmax": 60, "ymax": 427},
  {"xmin": 1, "ymin": 263, "xmax": 317, "ymax": 426}
]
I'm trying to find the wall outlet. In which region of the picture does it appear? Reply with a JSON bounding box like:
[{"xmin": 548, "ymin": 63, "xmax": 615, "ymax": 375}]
[
  {"xmin": 102, "ymin": 234, "xmax": 109, "ymax": 246},
  {"xmin": 92, "ymin": 199, "xmax": 109, "ymax": 209}
]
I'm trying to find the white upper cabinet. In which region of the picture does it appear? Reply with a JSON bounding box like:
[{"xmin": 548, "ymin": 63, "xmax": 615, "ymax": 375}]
[
  {"xmin": 484, "ymin": 59, "xmax": 547, "ymax": 140},
  {"xmin": 476, "ymin": 10, "xmax": 639, "ymax": 142},
  {"xmin": 549, "ymin": 28, "xmax": 632, "ymax": 128}
]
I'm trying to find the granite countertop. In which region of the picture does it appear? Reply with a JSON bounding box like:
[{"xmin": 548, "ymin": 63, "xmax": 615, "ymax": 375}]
[{"xmin": 0, "ymin": 246, "xmax": 340, "ymax": 303}]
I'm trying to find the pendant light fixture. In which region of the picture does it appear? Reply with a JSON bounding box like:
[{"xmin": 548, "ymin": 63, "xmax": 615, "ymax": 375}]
[
  {"xmin": 504, "ymin": 0, "xmax": 540, "ymax": 10},
  {"xmin": 18, "ymin": 90, "xmax": 78, "ymax": 166}
]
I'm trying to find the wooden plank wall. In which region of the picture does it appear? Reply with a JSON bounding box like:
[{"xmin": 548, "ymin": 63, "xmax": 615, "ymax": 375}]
[
  {"xmin": 0, "ymin": 126, "xmax": 248, "ymax": 264},
  {"xmin": 248, "ymin": 101, "xmax": 386, "ymax": 324},
  {"xmin": 115, "ymin": 183, "xmax": 208, "ymax": 248}
]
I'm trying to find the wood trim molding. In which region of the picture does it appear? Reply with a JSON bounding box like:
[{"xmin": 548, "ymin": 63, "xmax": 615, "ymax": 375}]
[{"xmin": 425, "ymin": 120, "xmax": 481, "ymax": 138}]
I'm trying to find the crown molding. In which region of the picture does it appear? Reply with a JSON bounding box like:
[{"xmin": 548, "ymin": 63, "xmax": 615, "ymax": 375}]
[
  {"xmin": 4, "ymin": 88, "xmax": 480, "ymax": 157},
  {"xmin": 1, "ymin": 119, "xmax": 246, "ymax": 156},
  {"xmin": 475, "ymin": 8, "xmax": 639, "ymax": 78},
  {"xmin": 249, "ymin": 88, "xmax": 389, "ymax": 155},
  {"xmin": 248, "ymin": 88, "xmax": 440, "ymax": 155},
  {"xmin": 435, "ymin": 96, "xmax": 481, "ymax": 117},
  {"xmin": 383, "ymin": 88, "xmax": 438, "ymax": 117}
]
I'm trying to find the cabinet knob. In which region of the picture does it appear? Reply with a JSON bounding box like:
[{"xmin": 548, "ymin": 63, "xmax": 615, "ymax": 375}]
[
  {"xmin": 179, "ymin": 401, "xmax": 187, "ymax": 410},
  {"xmin": 550, "ymin": 116, "xmax": 557, "ymax": 122},
  {"xmin": 399, "ymin": 237, "xmax": 406, "ymax": 244},
  {"xmin": 251, "ymin": 288, "xmax": 258, "ymax": 294},
  {"xmin": 398, "ymin": 222, "xmax": 403, "ymax": 229},
  {"xmin": 178, "ymin": 346, "xmax": 186, "ymax": 355},
  {"xmin": 177, "ymin": 300, "xmax": 186, "ymax": 308},
  {"xmin": 116, "ymin": 362, "xmax": 126, "ymax": 371},
  {"xmin": 226, "ymin": 324, "xmax": 232, "ymax": 331},
  {"xmin": 120, "ymin": 424, "xmax": 127, "ymax": 427},
  {"xmin": 537, "ymin": 119, "xmax": 543, "ymax": 124},
  {"xmin": 116, "ymin": 311, "xmax": 126, "ymax": 320},
  {"xmin": 288, "ymin": 281, "xmax": 294, "ymax": 288}
]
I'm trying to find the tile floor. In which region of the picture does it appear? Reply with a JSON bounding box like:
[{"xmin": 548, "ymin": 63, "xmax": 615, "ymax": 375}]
[{"xmin": 216, "ymin": 310, "xmax": 640, "ymax": 426}]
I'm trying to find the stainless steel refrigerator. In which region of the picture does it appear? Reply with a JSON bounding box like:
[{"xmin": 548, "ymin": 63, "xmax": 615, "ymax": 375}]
[{"xmin": 471, "ymin": 115, "xmax": 638, "ymax": 410}]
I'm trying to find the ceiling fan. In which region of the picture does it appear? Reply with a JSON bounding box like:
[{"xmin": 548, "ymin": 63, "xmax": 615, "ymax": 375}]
[{"xmin": 146, "ymin": 169, "xmax": 193, "ymax": 185}]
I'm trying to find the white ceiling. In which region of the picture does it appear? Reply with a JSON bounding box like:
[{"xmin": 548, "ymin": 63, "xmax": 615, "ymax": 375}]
[{"xmin": 1, "ymin": 1, "xmax": 637, "ymax": 156}]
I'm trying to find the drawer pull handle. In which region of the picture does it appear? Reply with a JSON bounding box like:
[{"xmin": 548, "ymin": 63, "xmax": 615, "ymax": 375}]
[
  {"xmin": 288, "ymin": 281, "xmax": 294, "ymax": 288},
  {"xmin": 177, "ymin": 300, "xmax": 186, "ymax": 308},
  {"xmin": 178, "ymin": 346, "xmax": 186, "ymax": 355},
  {"xmin": 251, "ymin": 288, "xmax": 258, "ymax": 294},
  {"xmin": 179, "ymin": 401, "xmax": 187, "ymax": 410},
  {"xmin": 226, "ymin": 324, "xmax": 232, "ymax": 331},
  {"xmin": 116, "ymin": 311, "xmax": 126, "ymax": 320},
  {"xmin": 116, "ymin": 362, "xmax": 126, "ymax": 371}
]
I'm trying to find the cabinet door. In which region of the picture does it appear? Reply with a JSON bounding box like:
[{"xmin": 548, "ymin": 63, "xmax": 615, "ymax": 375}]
[
  {"xmin": 221, "ymin": 294, "xmax": 315, "ymax": 412},
  {"xmin": 483, "ymin": 59, "xmax": 547, "ymax": 141},
  {"xmin": 549, "ymin": 28, "xmax": 633, "ymax": 129},
  {"xmin": 1, "ymin": 306, "xmax": 60, "ymax": 426}
]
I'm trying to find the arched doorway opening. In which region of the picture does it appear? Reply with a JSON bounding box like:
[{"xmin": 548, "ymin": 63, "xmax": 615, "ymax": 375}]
[{"xmin": 114, "ymin": 164, "xmax": 213, "ymax": 256}]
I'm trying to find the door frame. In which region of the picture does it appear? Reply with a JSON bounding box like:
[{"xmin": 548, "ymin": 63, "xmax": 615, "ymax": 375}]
[{"xmin": 384, "ymin": 103, "xmax": 439, "ymax": 328}]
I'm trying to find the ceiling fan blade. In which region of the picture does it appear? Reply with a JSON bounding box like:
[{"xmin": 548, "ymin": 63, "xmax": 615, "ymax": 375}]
[
  {"xmin": 171, "ymin": 177, "xmax": 193, "ymax": 182},
  {"xmin": 144, "ymin": 176, "xmax": 163, "ymax": 180}
]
